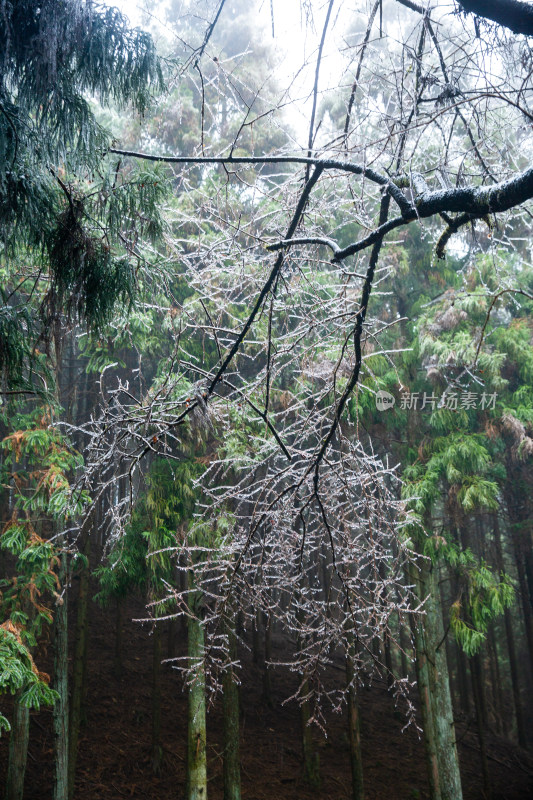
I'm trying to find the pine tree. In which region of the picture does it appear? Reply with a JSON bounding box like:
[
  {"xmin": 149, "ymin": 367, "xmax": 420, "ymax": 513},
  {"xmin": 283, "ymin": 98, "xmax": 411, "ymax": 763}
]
[
  {"xmin": 0, "ymin": 407, "xmax": 85, "ymax": 799},
  {"xmin": 0, "ymin": 4, "xmax": 166, "ymax": 797},
  {"xmin": 0, "ymin": 0, "xmax": 165, "ymax": 393}
]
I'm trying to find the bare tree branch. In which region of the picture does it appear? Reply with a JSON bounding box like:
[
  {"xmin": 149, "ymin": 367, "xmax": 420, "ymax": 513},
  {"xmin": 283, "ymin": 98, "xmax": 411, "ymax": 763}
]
[
  {"xmin": 305, "ymin": 0, "xmax": 336, "ymax": 181},
  {"xmin": 457, "ymin": 0, "xmax": 533, "ymax": 36}
]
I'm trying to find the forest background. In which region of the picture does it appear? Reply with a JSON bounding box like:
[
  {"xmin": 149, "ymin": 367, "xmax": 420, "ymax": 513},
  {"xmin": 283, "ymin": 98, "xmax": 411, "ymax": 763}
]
[{"xmin": 1, "ymin": 1, "xmax": 533, "ymax": 799}]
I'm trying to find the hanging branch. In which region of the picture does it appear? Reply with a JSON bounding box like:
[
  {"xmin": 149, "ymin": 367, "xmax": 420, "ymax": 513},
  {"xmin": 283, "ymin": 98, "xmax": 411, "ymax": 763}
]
[
  {"xmin": 305, "ymin": 0, "xmax": 335, "ymax": 181},
  {"xmin": 343, "ymin": 0, "xmax": 381, "ymax": 146},
  {"xmin": 190, "ymin": 0, "xmax": 228, "ymax": 68}
]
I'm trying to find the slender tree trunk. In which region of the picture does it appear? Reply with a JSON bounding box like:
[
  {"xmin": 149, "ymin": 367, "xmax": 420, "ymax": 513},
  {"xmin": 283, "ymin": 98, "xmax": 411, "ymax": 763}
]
[
  {"xmin": 68, "ymin": 537, "xmax": 91, "ymax": 798},
  {"xmin": 152, "ymin": 622, "xmax": 163, "ymax": 774},
  {"xmin": 455, "ymin": 641, "xmax": 470, "ymax": 716},
  {"xmin": 180, "ymin": 561, "xmax": 188, "ymax": 637},
  {"xmin": 411, "ymin": 556, "xmax": 463, "ymax": 800},
  {"xmin": 300, "ymin": 676, "xmax": 320, "ymax": 788},
  {"xmin": 114, "ymin": 597, "xmax": 123, "ymax": 678},
  {"xmin": 470, "ymin": 653, "xmax": 491, "ymax": 798},
  {"xmin": 53, "ymin": 551, "xmax": 69, "ymax": 800},
  {"xmin": 512, "ymin": 547, "xmax": 533, "ymax": 669},
  {"xmin": 410, "ymin": 576, "xmax": 441, "ymax": 800},
  {"xmin": 252, "ymin": 610, "xmax": 261, "ymax": 665},
  {"xmin": 439, "ymin": 569, "xmax": 457, "ymax": 716},
  {"xmin": 448, "ymin": 542, "xmax": 470, "ymax": 717},
  {"xmin": 502, "ymin": 609, "xmax": 526, "ymax": 746},
  {"xmin": 506, "ymin": 497, "xmax": 533, "ymax": 671},
  {"xmin": 187, "ymin": 574, "xmax": 207, "ymax": 800},
  {"xmin": 262, "ymin": 611, "xmax": 273, "ymax": 706},
  {"xmin": 222, "ymin": 617, "xmax": 241, "ymax": 800},
  {"xmin": 399, "ymin": 615, "xmax": 409, "ymax": 679},
  {"xmin": 428, "ymin": 562, "xmax": 463, "ymax": 800},
  {"xmin": 525, "ymin": 538, "xmax": 533, "ymax": 624},
  {"xmin": 486, "ymin": 626, "xmax": 504, "ymax": 736},
  {"xmin": 346, "ymin": 645, "xmax": 364, "ymax": 800},
  {"xmin": 493, "ymin": 513, "xmax": 527, "ymax": 746},
  {"xmin": 444, "ymin": 627, "xmax": 458, "ymax": 715},
  {"xmin": 5, "ymin": 695, "xmax": 30, "ymax": 800}
]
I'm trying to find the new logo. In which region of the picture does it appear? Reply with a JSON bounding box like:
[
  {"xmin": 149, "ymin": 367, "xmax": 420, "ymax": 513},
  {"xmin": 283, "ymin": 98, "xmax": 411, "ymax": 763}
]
[{"xmin": 376, "ymin": 390, "xmax": 395, "ymax": 411}]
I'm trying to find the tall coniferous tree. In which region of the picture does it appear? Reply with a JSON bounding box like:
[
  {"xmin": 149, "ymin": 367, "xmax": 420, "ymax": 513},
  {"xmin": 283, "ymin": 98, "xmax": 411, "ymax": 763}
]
[
  {"xmin": 0, "ymin": 3, "xmax": 166, "ymax": 798},
  {"xmin": 0, "ymin": 0, "xmax": 165, "ymax": 389}
]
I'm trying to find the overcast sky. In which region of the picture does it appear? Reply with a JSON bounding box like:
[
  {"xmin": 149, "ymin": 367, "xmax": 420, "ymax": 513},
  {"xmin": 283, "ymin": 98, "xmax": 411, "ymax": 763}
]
[{"xmin": 106, "ymin": 1, "xmax": 421, "ymax": 148}]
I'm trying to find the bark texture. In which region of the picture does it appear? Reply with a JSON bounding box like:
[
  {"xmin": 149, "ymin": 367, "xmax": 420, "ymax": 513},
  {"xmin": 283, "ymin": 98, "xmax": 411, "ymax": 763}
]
[
  {"xmin": 412, "ymin": 558, "xmax": 464, "ymax": 800},
  {"xmin": 5, "ymin": 697, "xmax": 30, "ymax": 800},
  {"xmin": 459, "ymin": 0, "xmax": 533, "ymax": 36},
  {"xmin": 187, "ymin": 575, "xmax": 207, "ymax": 800},
  {"xmin": 68, "ymin": 538, "xmax": 91, "ymax": 798},
  {"xmin": 222, "ymin": 619, "xmax": 241, "ymax": 800},
  {"xmin": 53, "ymin": 552, "xmax": 69, "ymax": 800}
]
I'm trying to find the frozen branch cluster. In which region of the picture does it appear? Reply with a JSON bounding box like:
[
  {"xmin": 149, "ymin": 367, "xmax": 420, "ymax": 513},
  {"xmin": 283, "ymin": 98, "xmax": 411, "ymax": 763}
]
[{"xmin": 67, "ymin": 0, "xmax": 533, "ymax": 713}]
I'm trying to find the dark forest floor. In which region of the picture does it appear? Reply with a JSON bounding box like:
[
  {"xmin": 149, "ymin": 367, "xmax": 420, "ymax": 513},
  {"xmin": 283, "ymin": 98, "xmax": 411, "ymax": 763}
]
[{"xmin": 1, "ymin": 590, "xmax": 532, "ymax": 800}]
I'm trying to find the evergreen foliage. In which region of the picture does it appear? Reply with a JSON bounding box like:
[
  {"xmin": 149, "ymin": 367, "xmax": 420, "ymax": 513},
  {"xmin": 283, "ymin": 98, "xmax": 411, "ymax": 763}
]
[
  {"xmin": 0, "ymin": 622, "xmax": 58, "ymax": 734},
  {"xmin": 96, "ymin": 457, "xmax": 200, "ymax": 611},
  {"xmin": 2, "ymin": 1, "xmax": 533, "ymax": 794},
  {"xmin": 0, "ymin": 0, "xmax": 166, "ymax": 389},
  {"xmin": 0, "ymin": 406, "xmax": 84, "ymax": 734}
]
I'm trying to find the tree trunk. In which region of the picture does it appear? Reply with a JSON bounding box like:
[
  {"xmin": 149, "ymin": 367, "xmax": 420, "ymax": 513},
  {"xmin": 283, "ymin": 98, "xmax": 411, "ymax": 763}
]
[
  {"xmin": 470, "ymin": 653, "xmax": 491, "ymax": 799},
  {"xmin": 410, "ymin": 573, "xmax": 441, "ymax": 800},
  {"xmin": 505, "ymin": 494, "xmax": 533, "ymax": 672},
  {"xmin": 411, "ymin": 556, "xmax": 463, "ymax": 800},
  {"xmin": 346, "ymin": 645, "xmax": 364, "ymax": 800},
  {"xmin": 455, "ymin": 641, "xmax": 470, "ymax": 716},
  {"xmin": 152, "ymin": 622, "xmax": 163, "ymax": 774},
  {"xmin": 300, "ymin": 676, "xmax": 320, "ymax": 788},
  {"xmin": 222, "ymin": 618, "xmax": 241, "ymax": 800},
  {"xmin": 262, "ymin": 611, "xmax": 273, "ymax": 707},
  {"xmin": 428, "ymin": 562, "xmax": 463, "ymax": 800},
  {"xmin": 252, "ymin": 610, "xmax": 261, "ymax": 665},
  {"xmin": 5, "ymin": 696, "xmax": 30, "ymax": 800},
  {"xmin": 114, "ymin": 597, "xmax": 123, "ymax": 678},
  {"xmin": 493, "ymin": 513, "xmax": 527, "ymax": 746},
  {"xmin": 486, "ymin": 626, "xmax": 504, "ymax": 736},
  {"xmin": 68, "ymin": 537, "xmax": 91, "ymax": 798},
  {"xmin": 53, "ymin": 551, "xmax": 69, "ymax": 800},
  {"xmin": 187, "ymin": 574, "xmax": 207, "ymax": 800},
  {"xmin": 512, "ymin": 535, "xmax": 533, "ymax": 668},
  {"xmin": 180, "ymin": 562, "xmax": 188, "ymax": 637},
  {"xmin": 399, "ymin": 616, "xmax": 409, "ymax": 679}
]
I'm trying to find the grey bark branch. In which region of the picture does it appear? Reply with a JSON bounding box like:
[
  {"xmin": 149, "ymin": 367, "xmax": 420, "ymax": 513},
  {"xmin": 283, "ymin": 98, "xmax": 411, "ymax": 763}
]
[
  {"xmin": 334, "ymin": 166, "xmax": 533, "ymax": 260},
  {"xmin": 313, "ymin": 194, "xmax": 391, "ymax": 471},
  {"xmin": 192, "ymin": 0, "xmax": 228, "ymax": 67},
  {"xmin": 306, "ymin": 0, "xmax": 335, "ymax": 181},
  {"xmin": 109, "ymin": 147, "xmax": 413, "ymax": 215},
  {"xmin": 457, "ymin": 0, "xmax": 533, "ymax": 36},
  {"xmin": 206, "ymin": 164, "xmax": 325, "ymax": 398},
  {"xmin": 398, "ymin": 0, "xmax": 533, "ymax": 36},
  {"xmin": 110, "ymin": 149, "xmax": 533, "ymax": 224},
  {"xmin": 344, "ymin": 0, "xmax": 381, "ymax": 145},
  {"xmin": 416, "ymin": 165, "xmax": 533, "ymax": 215},
  {"xmin": 266, "ymin": 236, "xmax": 340, "ymax": 254}
]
